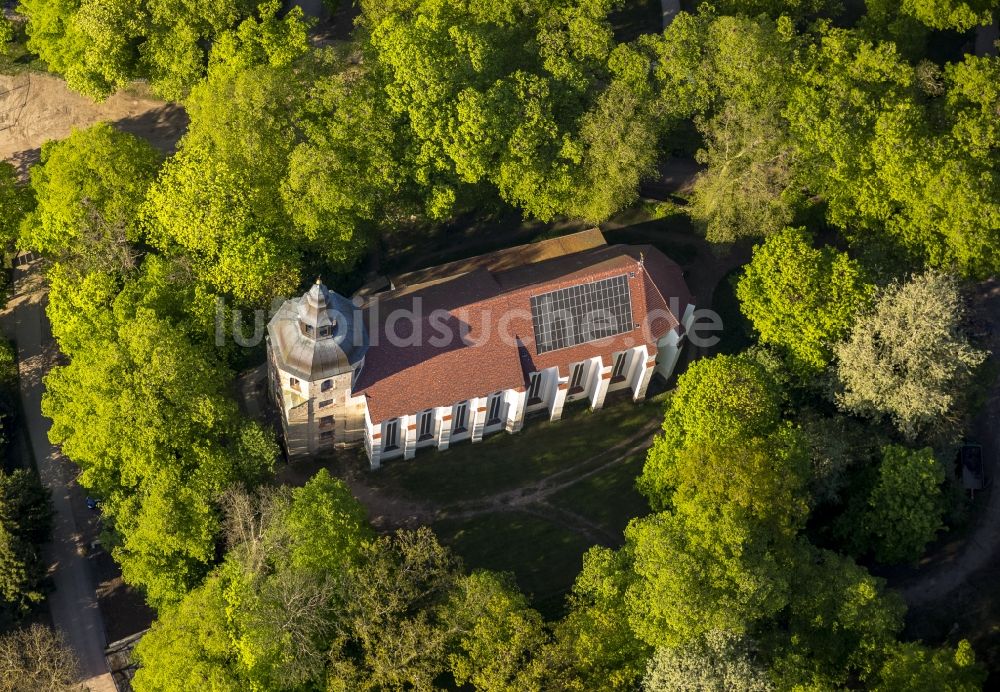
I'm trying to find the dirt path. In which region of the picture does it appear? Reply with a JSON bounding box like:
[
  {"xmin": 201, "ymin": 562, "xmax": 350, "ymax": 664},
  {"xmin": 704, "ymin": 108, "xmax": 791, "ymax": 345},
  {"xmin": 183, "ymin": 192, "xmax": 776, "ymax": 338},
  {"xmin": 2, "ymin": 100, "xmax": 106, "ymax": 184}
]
[
  {"xmin": 0, "ymin": 73, "xmax": 187, "ymax": 174},
  {"xmin": 899, "ymin": 278, "xmax": 1000, "ymax": 608}
]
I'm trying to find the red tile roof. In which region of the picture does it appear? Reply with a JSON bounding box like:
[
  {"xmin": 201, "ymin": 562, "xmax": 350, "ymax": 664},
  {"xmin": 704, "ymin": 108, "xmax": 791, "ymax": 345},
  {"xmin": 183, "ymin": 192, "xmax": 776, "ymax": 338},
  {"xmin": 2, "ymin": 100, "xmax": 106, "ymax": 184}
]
[{"xmin": 354, "ymin": 242, "xmax": 692, "ymax": 423}]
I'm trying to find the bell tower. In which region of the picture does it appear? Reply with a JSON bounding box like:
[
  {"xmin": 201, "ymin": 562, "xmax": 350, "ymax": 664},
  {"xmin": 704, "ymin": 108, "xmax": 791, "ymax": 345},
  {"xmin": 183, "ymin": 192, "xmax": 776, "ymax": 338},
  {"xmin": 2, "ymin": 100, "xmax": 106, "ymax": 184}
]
[{"xmin": 266, "ymin": 280, "xmax": 369, "ymax": 457}]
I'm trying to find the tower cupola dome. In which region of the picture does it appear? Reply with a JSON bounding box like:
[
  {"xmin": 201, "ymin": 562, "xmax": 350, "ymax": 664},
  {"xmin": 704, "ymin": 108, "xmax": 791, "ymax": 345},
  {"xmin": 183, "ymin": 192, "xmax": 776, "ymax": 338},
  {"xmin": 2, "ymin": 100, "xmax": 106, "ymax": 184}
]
[{"xmin": 267, "ymin": 279, "xmax": 368, "ymax": 381}]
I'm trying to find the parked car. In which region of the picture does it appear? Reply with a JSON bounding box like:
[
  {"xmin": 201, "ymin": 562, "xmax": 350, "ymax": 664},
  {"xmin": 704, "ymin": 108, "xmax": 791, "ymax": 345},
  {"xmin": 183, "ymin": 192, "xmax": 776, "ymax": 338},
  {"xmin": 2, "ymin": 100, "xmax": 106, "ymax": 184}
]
[
  {"xmin": 960, "ymin": 444, "xmax": 989, "ymax": 493},
  {"xmin": 86, "ymin": 496, "xmax": 101, "ymax": 511}
]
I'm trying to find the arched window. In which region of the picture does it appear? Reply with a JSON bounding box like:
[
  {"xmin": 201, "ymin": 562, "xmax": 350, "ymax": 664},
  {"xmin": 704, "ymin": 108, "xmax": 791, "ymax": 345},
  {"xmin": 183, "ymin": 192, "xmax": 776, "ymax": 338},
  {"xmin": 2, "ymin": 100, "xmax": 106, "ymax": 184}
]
[{"xmin": 321, "ymin": 379, "xmax": 333, "ymax": 392}]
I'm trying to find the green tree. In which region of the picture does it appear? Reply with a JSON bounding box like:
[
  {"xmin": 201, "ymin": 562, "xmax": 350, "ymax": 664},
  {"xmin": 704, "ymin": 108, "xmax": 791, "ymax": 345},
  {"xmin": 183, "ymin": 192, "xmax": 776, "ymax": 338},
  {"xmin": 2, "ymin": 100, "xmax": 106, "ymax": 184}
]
[
  {"xmin": 0, "ymin": 525, "xmax": 43, "ymax": 614},
  {"xmin": 0, "ymin": 15, "xmax": 13, "ymax": 54},
  {"xmin": 737, "ymin": 227, "xmax": 874, "ymax": 373},
  {"xmin": 689, "ymin": 100, "xmax": 796, "ymax": 243},
  {"xmin": 277, "ymin": 469, "xmax": 370, "ymax": 573},
  {"xmin": 628, "ymin": 429, "xmax": 810, "ymax": 647},
  {"xmin": 19, "ymin": 0, "xmax": 302, "ymax": 100},
  {"xmin": 44, "ymin": 264, "xmax": 120, "ymax": 355},
  {"xmin": 21, "ymin": 123, "xmax": 161, "ymax": 271},
  {"xmin": 43, "ymin": 299, "xmax": 276, "ymax": 606},
  {"xmin": 0, "ymin": 162, "xmax": 33, "ymax": 249},
  {"xmin": 859, "ymin": 0, "xmax": 930, "ymax": 60},
  {"xmin": 0, "ymin": 469, "xmax": 53, "ymax": 549},
  {"xmin": 130, "ymin": 572, "xmax": 243, "ymax": 691},
  {"xmin": 900, "ymin": 0, "xmax": 998, "ymax": 30},
  {"xmin": 769, "ymin": 549, "xmax": 905, "ymax": 687},
  {"xmin": 0, "ymin": 469, "xmax": 53, "ymax": 615},
  {"xmin": 638, "ymin": 353, "xmax": 783, "ymax": 507},
  {"xmin": 328, "ymin": 527, "xmax": 462, "ymax": 689},
  {"xmin": 446, "ymin": 570, "xmax": 547, "ymax": 692},
  {"xmin": 798, "ymin": 410, "xmax": 888, "ymax": 505},
  {"xmin": 834, "ymin": 272, "xmax": 987, "ymax": 441},
  {"xmin": 642, "ymin": 630, "xmax": 773, "ymax": 692},
  {"xmin": 19, "ymin": 0, "xmax": 142, "ymax": 100},
  {"xmin": 786, "ymin": 33, "xmax": 1000, "ymax": 277},
  {"xmin": 873, "ymin": 640, "xmax": 986, "ymax": 691},
  {"xmin": 136, "ymin": 481, "xmax": 547, "ymax": 692},
  {"xmin": 625, "ymin": 504, "xmax": 804, "ymax": 648},
  {"xmin": 141, "ymin": 10, "xmax": 313, "ymax": 305},
  {"xmin": 135, "ymin": 471, "xmax": 372, "ymax": 691},
  {"xmin": 654, "ymin": 12, "xmax": 801, "ymax": 243},
  {"xmin": 784, "ymin": 28, "xmax": 916, "ymax": 258},
  {"xmin": 698, "ymin": 0, "xmax": 841, "ymax": 19},
  {"xmin": 361, "ymin": 0, "xmax": 665, "ymax": 223},
  {"xmin": 668, "ymin": 430, "xmax": 810, "ymax": 535},
  {"xmin": 529, "ymin": 546, "xmax": 649, "ymax": 690},
  {"xmin": 283, "ymin": 58, "xmax": 424, "ymax": 271},
  {"xmin": 864, "ymin": 445, "xmax": 946, "ymax": 564}
]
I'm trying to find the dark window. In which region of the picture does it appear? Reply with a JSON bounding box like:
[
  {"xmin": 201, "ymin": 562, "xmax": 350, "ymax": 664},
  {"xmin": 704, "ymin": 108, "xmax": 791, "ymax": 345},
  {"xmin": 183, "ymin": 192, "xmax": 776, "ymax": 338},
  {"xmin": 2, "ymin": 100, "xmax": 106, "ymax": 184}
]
[
  {"xmin": 569, "ymin": 362, "xmax": 585, "ymax": 392},
  {"xmin": 383, "ymin": 419, "xmax": 400, "ymax": 451},
  {"xmin": 487, "ymin": 393, "xmax": 503, "ymax": 425},
  {"xmin": 611, "ymin": 352, "xmax": 628, "ymax": 381},
  {"xmin": 319, "ymin": 416, "xmax": 334, "ymax": 429},
  {"xmin": 289, "ymin": 377, "xmax": 300, "ymax": 391},
  {"xmin": 321, "ymin": 379, "xmax": 333, "ymax": 392},
  {"xmin": 318, "ymin": 325, "xmax": 333, "ymax": 337},
  {"xmin": 419, "ymin": 410, "xmax": 435, "ymax": 440},
  {"xmin": 320, "ymin": 431, "xmax": 333, "ymax": 441},
  {"xmin": 527, "ymin": 373, "xmax": 542, "ymax": 404},
  {"xmin": 301, "ymin": 323, "xmax": 315, "ymax": 337},
  {"xmin": 453, "ymin": 402, "xmax": 468, "ymax": 433},
  {"xmin": 319, "ymin": 399, "xmax": 333, "ymax": 409}
]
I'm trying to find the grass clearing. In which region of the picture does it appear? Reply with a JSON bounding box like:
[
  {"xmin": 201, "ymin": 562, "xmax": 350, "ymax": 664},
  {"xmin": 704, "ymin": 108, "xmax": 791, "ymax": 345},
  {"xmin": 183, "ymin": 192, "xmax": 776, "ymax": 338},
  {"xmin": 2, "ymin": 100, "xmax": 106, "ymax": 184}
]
[
  {"xmin": 0, "ymin": 22, "xmax": 47, "ymax": 77},
  {"xmin": 433, "ymin": 511, "xmax": 593, "ymax": 619},
  {"xmin": 379, "ymin": 396, "xmax": 665, "ymax": 505},
  {"xmin": 549, "ymin": 453, "xmax": 649, "ymax": 537}
]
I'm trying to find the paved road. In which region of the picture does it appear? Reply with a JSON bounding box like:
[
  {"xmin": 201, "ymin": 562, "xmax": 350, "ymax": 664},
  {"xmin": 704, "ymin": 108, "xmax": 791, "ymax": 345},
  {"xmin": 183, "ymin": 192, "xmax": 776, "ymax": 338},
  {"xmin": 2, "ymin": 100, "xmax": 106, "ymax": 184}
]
[
  {"xmin": 976, "ymin": 21, "xmax": 998, "ymax": 56},
  {"xmin": 292, "ymin": 0, "xmax": 327, "ymax": 19},
  {"xmin": 661, "ymin": 0, "xmax": 680, "ymax": 29},
  {"xmin": 901, "ymin": 278, "xmax": 1000, "ymax": 608},
  {"xmin": 0, "ymin": 262, "xmax": 115, "ymax": 692}
]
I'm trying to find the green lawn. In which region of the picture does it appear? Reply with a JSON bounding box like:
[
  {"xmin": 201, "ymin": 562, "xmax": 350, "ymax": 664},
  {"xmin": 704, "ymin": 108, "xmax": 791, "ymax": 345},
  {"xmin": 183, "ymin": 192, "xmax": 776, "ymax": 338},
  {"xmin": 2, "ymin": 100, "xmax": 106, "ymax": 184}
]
[
  {"xmin": 0, "ymin": 25, "xmax": 48, "ymax": 77},
  {"xmin": 379, "ymin": 396, "xmax": 666, "ymax": 505},
  {"xmin": 549, "ymin": 453, "xmax": 649, "ymax": 537},
  {"xmin": 433, "ymin": 511, "xmax": 593, "ymax": 619}
]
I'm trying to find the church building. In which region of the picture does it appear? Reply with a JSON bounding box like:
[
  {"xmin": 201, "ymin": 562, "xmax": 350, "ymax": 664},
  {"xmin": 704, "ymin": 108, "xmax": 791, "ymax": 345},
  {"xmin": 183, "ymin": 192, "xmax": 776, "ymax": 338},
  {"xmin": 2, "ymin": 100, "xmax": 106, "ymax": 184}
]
[{"xmin": 266, "ymin": 229, "xmax": 695, "ymax": 468}]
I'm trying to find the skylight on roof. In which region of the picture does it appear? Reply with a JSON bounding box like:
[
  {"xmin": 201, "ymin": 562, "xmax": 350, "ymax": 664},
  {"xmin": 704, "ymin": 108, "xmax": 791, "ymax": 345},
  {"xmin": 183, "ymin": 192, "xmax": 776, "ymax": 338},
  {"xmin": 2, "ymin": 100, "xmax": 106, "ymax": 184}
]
[{"xmin": 530, "ymin": 274, "xmax": 633, "ymax": 354}]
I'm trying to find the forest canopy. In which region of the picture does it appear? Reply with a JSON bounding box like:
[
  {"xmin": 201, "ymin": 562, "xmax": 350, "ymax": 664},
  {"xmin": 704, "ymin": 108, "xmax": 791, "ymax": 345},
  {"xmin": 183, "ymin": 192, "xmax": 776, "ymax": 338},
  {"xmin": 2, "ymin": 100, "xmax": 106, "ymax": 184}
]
[{"xmin": 4, "ymin": 0, "xmax": 999, "ymax": 688}]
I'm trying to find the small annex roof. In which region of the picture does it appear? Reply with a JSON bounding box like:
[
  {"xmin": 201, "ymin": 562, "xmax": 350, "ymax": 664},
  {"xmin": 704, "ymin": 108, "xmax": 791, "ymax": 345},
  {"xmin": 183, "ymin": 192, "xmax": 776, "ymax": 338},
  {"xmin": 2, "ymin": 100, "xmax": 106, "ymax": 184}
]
[
  {"xmin": 268, "ymin": 280, "xmax": 369, "ymax": 383},
  {"xmin": 355, "ymin": 239, "xmax": 692, "ymax": 424},
  {"xmin": 387, "ymin": 227, "xmax": 607, "ymax": 296}
]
